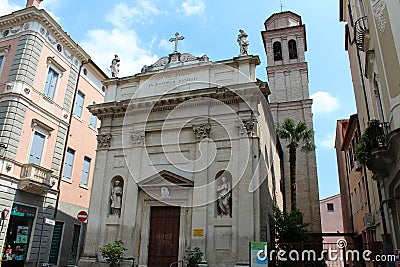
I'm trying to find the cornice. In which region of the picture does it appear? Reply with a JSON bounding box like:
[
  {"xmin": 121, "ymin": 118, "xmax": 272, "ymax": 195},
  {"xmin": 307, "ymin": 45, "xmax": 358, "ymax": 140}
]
[
  {"xmin": 266, "ymin": 62, "xmax": 308, "ymax": 73},
  {"xmin": 0, "ymin": 91, "xmax": 69, "ymax": 128},
  {"xmin": 103, "ymin": 55, "xmax": 261, "ymax": 86},
  {"xmin": 0, "ymin": 7, "xmax": 90, "ymax": 62},
  {"xmin": 269, "ymin": 98, "xmax": 313, "ymax": 108},
  {"xmin": 90, "ymin": 84, "xmax": 265, "ymax": 119}
]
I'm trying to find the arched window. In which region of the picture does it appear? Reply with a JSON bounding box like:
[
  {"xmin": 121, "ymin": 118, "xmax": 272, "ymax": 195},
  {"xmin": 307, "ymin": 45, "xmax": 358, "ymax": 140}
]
[
  {"xmin": 288, "ymin": 40, "xmax": 298, "ymax": 59},
  {"xmin": 273, "ymin": 42, "xmax": 282, "ymax": 61}
]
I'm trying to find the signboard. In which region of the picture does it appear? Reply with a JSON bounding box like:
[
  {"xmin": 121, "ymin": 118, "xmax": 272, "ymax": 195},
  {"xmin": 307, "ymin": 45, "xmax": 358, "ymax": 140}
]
[
  {"xmin": 16, "ymin": 226, "xmax": 29, "ymax": 244},
  {"xmin": 77, "ymin": 211, "xmax": 88, "ymax": 222},
  {"xmin": 11, "ymin": 204, "xmax": 36, "ymax": 218},
  {"xmin": 250, "ymin": 242, "xmax": 268, "ymax": 267},
  {"xmin": 193, "ymin": 229, "xmax": 204, "ymax": 237},
  {"xmin": 44, "ymin": 218, "xmax": 56, "ymax": 226},
  {"xmin": 48, "ymin": 222, "xmax": 64, "ymax": 265}
]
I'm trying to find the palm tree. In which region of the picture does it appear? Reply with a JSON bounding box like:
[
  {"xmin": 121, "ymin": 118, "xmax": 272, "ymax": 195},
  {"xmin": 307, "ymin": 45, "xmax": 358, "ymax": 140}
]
[{"xmin": 276, "ymin": 118, "xmax": 315, "ymax": 209}]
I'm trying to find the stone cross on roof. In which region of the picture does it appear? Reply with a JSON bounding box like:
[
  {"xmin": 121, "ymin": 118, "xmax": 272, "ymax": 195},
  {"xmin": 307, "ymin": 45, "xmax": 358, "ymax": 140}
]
[{"xmin": 169, "ymin": 32, "xmax": 185, "ymax": 53}]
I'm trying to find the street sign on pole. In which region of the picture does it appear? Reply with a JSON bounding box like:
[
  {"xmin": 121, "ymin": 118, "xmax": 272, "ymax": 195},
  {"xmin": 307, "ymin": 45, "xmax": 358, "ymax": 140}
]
[
  {"xmin": 77, "ymin": 210, "xmax": 88, "ymax": 222},
  {"xmin": 75, "ymin": 211, "xmax": 88, "ymax": 266}
]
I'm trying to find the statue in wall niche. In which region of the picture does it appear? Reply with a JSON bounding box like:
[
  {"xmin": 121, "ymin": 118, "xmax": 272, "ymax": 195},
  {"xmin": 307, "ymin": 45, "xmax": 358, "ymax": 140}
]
[
  {"xmin": 110, "ymin": 180, "xmax": 123, "ymax": 216},
  {"xmin": 216, "ymin": 176, "xmax": 232, "ymax": 217},
  {"xmin": 237, "ymin": 29, "xmax": 249, "ymax": 56},
  {"xmin": 110, "ymin": 54, "xmax": 120, "ymax": 78}
]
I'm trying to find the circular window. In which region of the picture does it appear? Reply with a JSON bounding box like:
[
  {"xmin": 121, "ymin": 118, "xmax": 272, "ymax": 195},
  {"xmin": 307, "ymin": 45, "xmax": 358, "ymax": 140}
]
[
  {"xmin": 102, "ymin": 86, "xmax": 106, "ymax": 92},
  {"xmin": 57, "ymin": 44, "xmax": 62, "ymax": 52},
  {"xmin": 3, "ymin": 30, "xmax": 10, "ymax": 37},
  {"xmin": 83, "ymin": 68, "xmax": 88, "ymax": 75}
]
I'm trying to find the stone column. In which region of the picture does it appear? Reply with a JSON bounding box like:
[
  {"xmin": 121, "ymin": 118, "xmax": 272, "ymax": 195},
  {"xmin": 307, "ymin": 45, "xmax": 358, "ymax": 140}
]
[{"xmin": 191, "ymin": 125, "xmax": 211, "ymax": 261}]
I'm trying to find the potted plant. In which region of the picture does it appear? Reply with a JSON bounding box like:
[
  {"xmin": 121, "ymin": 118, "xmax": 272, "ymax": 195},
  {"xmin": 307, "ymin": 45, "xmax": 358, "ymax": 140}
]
[
  {"xmin": 99, "ymin": 240, "xmax": 126, "ymax": 267},
  {"xmin": 184, "ymin": 247, "xmax": 204, "ymax": 267}
]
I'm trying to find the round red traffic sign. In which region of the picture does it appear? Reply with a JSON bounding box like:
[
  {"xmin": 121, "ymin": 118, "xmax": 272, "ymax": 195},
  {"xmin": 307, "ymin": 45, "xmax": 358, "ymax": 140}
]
[{"xmin": 77, "ymin": 211, "xmax": 88, "ymax": 222}]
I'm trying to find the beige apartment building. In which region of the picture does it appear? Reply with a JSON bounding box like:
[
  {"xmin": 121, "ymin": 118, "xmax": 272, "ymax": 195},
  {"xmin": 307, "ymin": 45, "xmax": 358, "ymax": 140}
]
[
  {"xmin": 0, "ymin": 1, "xmax": 107, "ymax": 266},
  {"xmin": 339, "ymin": 0, "xmax": 400, "ymax": 262},
  {"xmin": 335, "ymin": 114, "xmax": 385, "ymax": 266}
]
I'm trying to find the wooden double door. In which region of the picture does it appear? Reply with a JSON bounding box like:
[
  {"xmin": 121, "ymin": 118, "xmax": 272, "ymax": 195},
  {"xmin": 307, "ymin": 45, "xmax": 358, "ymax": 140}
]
[{"xmin": 148, "ymin": 206, "xmax": 181, "ymax": 267}]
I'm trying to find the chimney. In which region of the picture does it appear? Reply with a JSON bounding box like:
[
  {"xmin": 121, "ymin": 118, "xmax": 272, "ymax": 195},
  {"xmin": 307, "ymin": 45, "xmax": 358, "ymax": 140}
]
[{"xmin": 26, "ymin": 0, "xmax": 43, "ymax": 8}]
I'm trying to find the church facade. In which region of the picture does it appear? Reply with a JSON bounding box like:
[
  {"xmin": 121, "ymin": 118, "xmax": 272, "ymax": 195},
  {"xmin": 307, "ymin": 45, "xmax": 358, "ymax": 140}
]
[{"xmin": 80, "ymin": 11, "xmax": 321, "ymax": 267}]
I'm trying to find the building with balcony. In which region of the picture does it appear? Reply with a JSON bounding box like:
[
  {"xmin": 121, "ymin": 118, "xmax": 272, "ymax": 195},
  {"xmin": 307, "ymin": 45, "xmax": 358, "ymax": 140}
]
[
  {"xmin": 339, "ymin": 0, "xmax": 400, "ymax": 261},
  {"xmin": 335, "ymin": 114, "xmax": 385, "ymax": 267},
  {"xmin": 0, "ymin": 1, "xmax": 107, "ymax": 266}
]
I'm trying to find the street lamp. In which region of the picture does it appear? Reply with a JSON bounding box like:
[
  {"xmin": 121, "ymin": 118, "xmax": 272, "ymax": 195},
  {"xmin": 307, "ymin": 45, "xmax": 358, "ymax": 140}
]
[{"xmin": 0, "ymin": 208, "xmax": 10, "ymax": 227}]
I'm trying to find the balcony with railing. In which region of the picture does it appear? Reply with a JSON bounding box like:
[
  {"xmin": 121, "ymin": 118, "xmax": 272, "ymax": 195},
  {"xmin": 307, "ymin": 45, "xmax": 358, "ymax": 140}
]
[
  {"xmin": 354, "ymin": 16, "xmax": 369, "ymax": 51},
  {"xmin": 367, "ymin": 120, "xmax": 389, "ymax": 149},
  {"xmin": 361, "ymin": 120, "xmax": 393, "ymax": 177},
  {"xmin": 19, "ymin": 163, "xmax": 55, "ymax": 195}
]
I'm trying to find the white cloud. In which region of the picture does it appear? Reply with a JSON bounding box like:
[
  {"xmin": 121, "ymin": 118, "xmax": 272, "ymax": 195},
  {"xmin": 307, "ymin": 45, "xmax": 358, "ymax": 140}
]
[
  {"xmin": 105, "ymin": 0, "xmax": 160, "ymax": 28},
  {"xmin": 0, "ymin": 0, "xmax": 61, "ymax": 21},
  {"xmin": 81, "ymin": 28, "xmax": 158, "ymax": 77},
  {"xmin": 0, "ymin": 0, "xmax": 21, "ymax": 16},
  {"xmin": 181, "ymin": 0, "xmax": 205, "ymax": 16},
  {"xmin": 318, "ymin": 132, "xmax": 335, "ymax": 149},
  {"xmin": 310, "ymin": 91, "xmax": 340, "ymax": 114},
  {"xmin": 158, "ymin": 38, "xmax": 174, "ymax": 51},
  {"xmin": 41, "ymin": 0, "xmax": 62, "ymax": 22},
  {"xmin": 80, "ymin": 1, "xmax": 164, "ymax": 77}
]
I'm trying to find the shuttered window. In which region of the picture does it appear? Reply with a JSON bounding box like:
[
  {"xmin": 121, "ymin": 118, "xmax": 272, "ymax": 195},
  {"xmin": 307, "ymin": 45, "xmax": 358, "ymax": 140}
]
[
  {"xmin": 80, "ymin": 156, "xmax": 91, "ymax": 186},
  {"xmin": 29, "ymin": 131, "xmax": 45, "ymax": 165},
  {"xmin": 89, "ymin": 114, "xmax": 97, "ymax": 128},
  {"xmin": 0, "ymin": 55, "xmax": 4, "ymax": 70},
  {"xmin": 74, "ymin": 91, "xmax": 85, "ymax": 118},
  {"xmin": 89, "ymin": 102, "xmax": 97, "ymax": 128},
  {"xmin": 44, "ymin": 68, "xmax": 58, "ymax": 99},
  {"xmin": 62, "ymin": 148, "xmax": 75, "ymax": 181}
]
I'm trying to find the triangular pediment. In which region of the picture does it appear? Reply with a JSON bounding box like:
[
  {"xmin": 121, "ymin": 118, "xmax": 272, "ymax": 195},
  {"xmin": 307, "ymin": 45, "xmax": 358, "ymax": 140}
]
[
  {"xmin": 141, "ymin": 52, "xmax": 209, "ymax": 73},
  {"xmin": 139, "ymin": 170, "xmax": 193, "ymax": 188}
]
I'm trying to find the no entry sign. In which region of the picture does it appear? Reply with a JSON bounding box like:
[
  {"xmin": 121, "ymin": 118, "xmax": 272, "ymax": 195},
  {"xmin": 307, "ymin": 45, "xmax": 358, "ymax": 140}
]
[{"xmin": 77, "ymin": 211, "xmax": 88, "ymax": 222}]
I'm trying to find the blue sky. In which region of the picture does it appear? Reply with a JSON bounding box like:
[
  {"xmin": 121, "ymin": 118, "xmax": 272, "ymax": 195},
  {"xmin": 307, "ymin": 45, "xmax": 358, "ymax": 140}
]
[{"xmin": 2, "ymin": 0, "xmax": 357, "ymax": 199}]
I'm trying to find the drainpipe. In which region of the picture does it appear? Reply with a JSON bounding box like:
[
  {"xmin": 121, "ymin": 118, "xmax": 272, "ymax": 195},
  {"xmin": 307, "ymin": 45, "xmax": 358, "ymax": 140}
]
[
  {"xmin": 355, "ymin": 48, "xmax": 370, "ymax": 122},
  {"xmin": 345, "ymin": 164, "xmax": 355, "ymax": 233},
  {"xmin": 377, "ymin": 181, "xmax": 388, "ymax": 235},
  {"xmin": 53, "ymin": 59, "xmax": 89, "ymax": 218}
]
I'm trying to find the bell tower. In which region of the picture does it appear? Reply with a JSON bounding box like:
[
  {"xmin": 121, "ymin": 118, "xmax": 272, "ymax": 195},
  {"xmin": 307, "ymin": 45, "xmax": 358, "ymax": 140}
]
[{"xmin": 262, "ymin": 11, "xmax": 321, "ymax": 233}]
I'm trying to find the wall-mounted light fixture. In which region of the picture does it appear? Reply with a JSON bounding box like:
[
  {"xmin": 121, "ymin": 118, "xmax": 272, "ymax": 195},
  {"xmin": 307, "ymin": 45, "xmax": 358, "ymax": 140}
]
[
  {"xmin": 0, "ymin": 208, "xmax": 10, "ymax": 227},
  {"xmin": 0, "ymin": 143, "xmax": 7, "ymax": 157}
]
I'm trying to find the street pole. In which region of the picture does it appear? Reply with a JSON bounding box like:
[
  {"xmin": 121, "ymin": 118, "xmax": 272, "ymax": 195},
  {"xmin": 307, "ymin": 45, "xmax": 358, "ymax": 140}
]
[
  {"xmin": 36, "ymin": 218, "xmax": 45, "ymax": 267},
  {"xmin": 75, "ymin": 221, "xmax": 83, "ymax": 267}
]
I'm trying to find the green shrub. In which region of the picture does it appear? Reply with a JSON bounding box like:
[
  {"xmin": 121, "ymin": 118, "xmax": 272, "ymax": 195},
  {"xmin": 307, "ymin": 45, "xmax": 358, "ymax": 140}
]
[
  {"xmin": 184, "ymin": 247, "xmax": 203, "ymax": 267},
  {"xmin": 99, "ymin": 240, "xmax": 126, "ymax": 266},
  {"xmin": 355, "ymin": 135, "xmax": 370, "ymax": 164}
]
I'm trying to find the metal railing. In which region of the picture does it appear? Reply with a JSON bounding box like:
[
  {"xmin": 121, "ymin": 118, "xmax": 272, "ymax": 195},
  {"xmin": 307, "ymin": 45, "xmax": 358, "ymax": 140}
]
[
  {"xmin": 354, "ymin": 16, "xmax": 369, "ymax": 51},
  {"xmin": 170, "ymin": 260, "xmax": 185, "ymax": 267},
  {"xmin": 367, "ymin": 120, "xmax": 389, "ymax": 149}
]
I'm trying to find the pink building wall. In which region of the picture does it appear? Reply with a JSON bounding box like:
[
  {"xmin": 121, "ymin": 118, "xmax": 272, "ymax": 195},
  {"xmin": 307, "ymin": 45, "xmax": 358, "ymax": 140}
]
[
  {"xmin": 0, "ymin": 3, "xmax": 107, "ymax": 266},
  {"xmin": 320, "ymin": 194, "xmax": 345, "ymax": 267}
]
